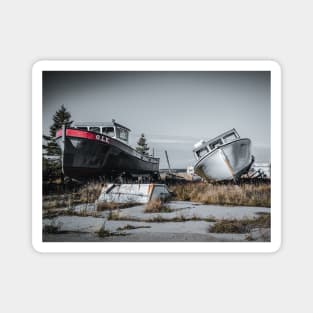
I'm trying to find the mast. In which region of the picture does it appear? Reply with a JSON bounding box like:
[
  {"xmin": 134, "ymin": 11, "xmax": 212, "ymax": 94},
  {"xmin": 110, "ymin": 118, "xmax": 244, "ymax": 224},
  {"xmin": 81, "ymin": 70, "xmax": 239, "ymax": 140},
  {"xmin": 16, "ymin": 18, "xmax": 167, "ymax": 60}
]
[{"xmin": 164, "ymin": 150, "xmax": 172, "ymax": 174}]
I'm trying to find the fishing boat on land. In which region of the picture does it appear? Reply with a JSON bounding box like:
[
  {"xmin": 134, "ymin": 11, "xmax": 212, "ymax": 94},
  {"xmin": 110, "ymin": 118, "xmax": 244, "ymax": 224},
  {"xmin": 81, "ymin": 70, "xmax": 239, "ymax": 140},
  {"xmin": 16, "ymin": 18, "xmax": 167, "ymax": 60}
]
[
  {"xmin": 192, "ymin": 129, "xmax": 254, "ymax": 182},
  {"xmin": 55, "ymin": 120, "xmax": 159, "ymax": 181}
]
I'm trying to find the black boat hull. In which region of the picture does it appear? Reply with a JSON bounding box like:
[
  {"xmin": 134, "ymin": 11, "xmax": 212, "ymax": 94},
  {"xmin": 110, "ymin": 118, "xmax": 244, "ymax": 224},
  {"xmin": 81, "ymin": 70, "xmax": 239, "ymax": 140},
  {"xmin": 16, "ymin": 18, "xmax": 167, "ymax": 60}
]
[{"xmin": 55, "ymin": 128, "xmax": 159, "ymax": 180}]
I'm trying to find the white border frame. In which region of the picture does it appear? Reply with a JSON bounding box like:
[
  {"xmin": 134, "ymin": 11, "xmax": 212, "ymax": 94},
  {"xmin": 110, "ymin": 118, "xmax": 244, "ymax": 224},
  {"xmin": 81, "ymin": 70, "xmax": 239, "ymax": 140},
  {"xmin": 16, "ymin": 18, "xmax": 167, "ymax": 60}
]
[{"xmin": 32, "ymin": 60, "xmax": 281, "ymax": 253}]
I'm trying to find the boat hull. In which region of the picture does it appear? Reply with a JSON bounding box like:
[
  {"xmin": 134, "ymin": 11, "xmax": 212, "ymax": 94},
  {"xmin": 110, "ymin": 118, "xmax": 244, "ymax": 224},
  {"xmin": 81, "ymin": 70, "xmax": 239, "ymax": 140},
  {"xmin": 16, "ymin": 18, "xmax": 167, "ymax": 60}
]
[
  {"xmin": 55, "ymin": 128, "xmax": 159, "ymax": 180},
  {"xmin": 194, "ymin": 139, "xmax": 254, "ymax": 181}
]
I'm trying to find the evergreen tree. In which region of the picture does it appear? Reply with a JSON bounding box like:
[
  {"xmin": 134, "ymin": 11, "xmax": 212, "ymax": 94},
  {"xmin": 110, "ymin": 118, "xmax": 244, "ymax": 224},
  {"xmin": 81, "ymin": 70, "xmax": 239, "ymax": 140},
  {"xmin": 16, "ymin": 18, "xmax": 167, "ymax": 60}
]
[
  {"xmin": 136, "ymin": 133, "xmax": 150, "ymax": 155},
  {"xmin": 43, "ymin": 105, "xmax": 73, "ymax": 156}
]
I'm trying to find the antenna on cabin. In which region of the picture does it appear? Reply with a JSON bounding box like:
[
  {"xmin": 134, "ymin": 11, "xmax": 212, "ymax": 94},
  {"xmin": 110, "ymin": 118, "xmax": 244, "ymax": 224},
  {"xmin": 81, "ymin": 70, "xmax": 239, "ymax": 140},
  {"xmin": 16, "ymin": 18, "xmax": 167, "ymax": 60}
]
[{"xmin": 164, "ymin": 150, "xmax": 172, "ymax": 174}]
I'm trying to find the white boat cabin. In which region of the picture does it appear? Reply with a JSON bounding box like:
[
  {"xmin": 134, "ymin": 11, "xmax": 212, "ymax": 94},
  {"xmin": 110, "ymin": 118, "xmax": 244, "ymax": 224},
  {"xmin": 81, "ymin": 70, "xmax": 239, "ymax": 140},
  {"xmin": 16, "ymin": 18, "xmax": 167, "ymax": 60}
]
[
  {"xmin": 73, "ymin": 120, "xmax": 131, "ymax": 144},
  {"xmin": 193, "ymin": 128, "xmax": 240, "ymax": 160}
]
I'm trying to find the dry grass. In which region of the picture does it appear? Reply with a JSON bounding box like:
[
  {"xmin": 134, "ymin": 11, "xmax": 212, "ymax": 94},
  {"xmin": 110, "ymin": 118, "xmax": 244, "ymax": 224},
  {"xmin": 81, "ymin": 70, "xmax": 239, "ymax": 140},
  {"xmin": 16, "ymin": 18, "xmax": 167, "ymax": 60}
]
[
  {"xmin": 170, "ymin": 182, "xmax": 270, "ymax": 207},
  {"xmin": 209, "ymin": 213, "xmax": 270, "ymax": 233},
  {"xmin": 144, "ymin": 214, "xmax": 216, "ymax": 223},
  {"xmin": 107, "ymin": 211, "xmax": 216, "ymax": 223},
  {"xmin": 43, "ymin": 200, "xmax": 68, "ymax": 210},
  {"xmin": 144, "ymin": 199, "xmax": 172, "ymax": 213},
  {"xmin": 43, "ymin": 182, "xmax": 104, "ymax": 210},
  {"xmin": 77, "ymin": 182, "xmax": 103, "ymax": 203},
  {"xmin": 43, "ymin": 181, "xmax": 144, "ymax": 212},
  {"xmin": 43, "ymin": 208, "xmax": 101, "ymax": 219}
]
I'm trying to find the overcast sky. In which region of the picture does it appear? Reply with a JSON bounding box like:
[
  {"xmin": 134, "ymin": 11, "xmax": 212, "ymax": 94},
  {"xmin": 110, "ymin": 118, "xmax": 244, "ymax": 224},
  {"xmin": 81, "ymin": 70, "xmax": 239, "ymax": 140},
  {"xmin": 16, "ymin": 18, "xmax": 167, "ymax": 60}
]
[{"xmin": 43, "ymin": 71, "xmax": 270, "ymax": 168}]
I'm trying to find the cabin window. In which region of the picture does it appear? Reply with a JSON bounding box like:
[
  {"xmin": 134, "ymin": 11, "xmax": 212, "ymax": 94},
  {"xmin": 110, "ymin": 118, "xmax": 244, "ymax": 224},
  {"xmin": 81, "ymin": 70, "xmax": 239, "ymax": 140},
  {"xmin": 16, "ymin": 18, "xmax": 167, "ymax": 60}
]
[
  {"xmin": 209, "ymin": 139, "xmax": 223, "ymax": 150},
  {"xmin": 89, "ymin": 127, "xmax": 100, "ymax": 133},
  {"xmin": 196, "ymin": 147, "xmax": 209, "ymax": 158},
  {"xmin": 76, "ymin": 127, "xmax": 88, "ymax": 131},
  {"xmin": 102, "ymin": 127, "xmax": 115, "ymax": 137},
  {"xmin": 116, "ymin": 127, "xmax": 129, "ymax": 142},
  {"xmin": 223, "ymin": 133, "xmax": 237, "ymax": 143}
]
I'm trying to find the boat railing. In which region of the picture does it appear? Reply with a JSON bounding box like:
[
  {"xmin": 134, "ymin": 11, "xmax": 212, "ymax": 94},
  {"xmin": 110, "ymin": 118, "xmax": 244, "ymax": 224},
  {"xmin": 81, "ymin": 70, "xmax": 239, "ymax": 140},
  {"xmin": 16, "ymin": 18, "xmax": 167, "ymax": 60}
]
[
  {"xmin": 194, "ymin": 129, "xmax": 240, "ymax": 160},
  {"xmin": 74, "ymin": 125, "xmax": 130, "ymax": 144}
]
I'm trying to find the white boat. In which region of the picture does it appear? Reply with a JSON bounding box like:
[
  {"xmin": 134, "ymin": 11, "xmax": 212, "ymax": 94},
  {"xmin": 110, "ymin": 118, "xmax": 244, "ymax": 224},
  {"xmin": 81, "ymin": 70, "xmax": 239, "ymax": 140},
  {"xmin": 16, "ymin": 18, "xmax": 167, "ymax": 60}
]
[{"xmin": 193, "ymin": 129, "xmax": 254, "ymax": 182}]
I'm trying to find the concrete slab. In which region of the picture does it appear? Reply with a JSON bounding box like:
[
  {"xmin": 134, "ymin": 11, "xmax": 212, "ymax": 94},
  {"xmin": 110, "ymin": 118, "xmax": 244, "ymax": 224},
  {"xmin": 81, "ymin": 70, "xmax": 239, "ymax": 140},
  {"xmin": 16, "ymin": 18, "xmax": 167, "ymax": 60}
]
[{"xmin": 43, "ymin": 201, "xmax": 270, "ymax": 242}]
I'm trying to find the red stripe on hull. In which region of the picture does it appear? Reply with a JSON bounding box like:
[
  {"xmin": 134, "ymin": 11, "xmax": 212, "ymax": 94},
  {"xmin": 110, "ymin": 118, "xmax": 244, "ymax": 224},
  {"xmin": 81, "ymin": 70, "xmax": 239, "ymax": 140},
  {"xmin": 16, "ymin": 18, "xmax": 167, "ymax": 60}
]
[{"xmin": 56, "ymin": 129, "xmax": 110, "ymax": 144}]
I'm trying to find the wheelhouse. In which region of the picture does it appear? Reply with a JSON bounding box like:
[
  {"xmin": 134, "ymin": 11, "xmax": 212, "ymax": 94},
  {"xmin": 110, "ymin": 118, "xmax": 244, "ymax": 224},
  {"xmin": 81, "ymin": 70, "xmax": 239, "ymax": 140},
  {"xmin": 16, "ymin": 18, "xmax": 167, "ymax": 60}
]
[
  {"xmin": 73, "ymin": 120, "xmax": 131, "ymax": 144},
  {"xmin": 193, "ymin": 128, "xmax": 240, "ymax": 160}
]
